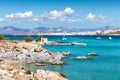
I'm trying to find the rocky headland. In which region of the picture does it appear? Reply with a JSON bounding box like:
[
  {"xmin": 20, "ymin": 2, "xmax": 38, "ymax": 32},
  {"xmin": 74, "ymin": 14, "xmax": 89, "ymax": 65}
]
[
  {"xmin": 0, "ymin": 40, "xmax": 65, "ymax": 65},
  {"xmin": 0, "ymin": 40, "xmax": 68, "ymax": 80}
]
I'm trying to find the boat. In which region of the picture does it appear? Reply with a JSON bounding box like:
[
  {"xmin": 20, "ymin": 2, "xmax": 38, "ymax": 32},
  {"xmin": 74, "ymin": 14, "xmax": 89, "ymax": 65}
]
[
  {"xmin": 71, "ymin": 41, "xmax": 87, "ymax": 46},
  {"xmin": 35, "ymin": 63, "xmax": 45, "ymax": 66},
  {"xmin": 62, "ymin": 37, "xmax": 67, "ymax": 41},
  {"xmin": 108, "ymin": 37, "xmax": 112, "ymax": 40},
  {"xmin": 96, "ymin": 37, "xmax": 101, "ymax": 40},
  {"xmin": 55, "ymin": 36, "xmax": 68, "ymax": 43},
  {"xmin": 73, "ymin": 56, "xmax": 92, "ymax": 60},
  {"xmin": 62, "ymin": 35, "xmax": 67, "ymax": 41},
  {"xmin": 56, "ymin": 40, "xmax": 68, "ymax": 43}
]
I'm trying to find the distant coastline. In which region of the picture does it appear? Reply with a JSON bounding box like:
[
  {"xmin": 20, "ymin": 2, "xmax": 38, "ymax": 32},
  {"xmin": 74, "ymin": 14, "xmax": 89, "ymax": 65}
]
[
  {"xmin": 2, "ymin": 34, "xmax": 120, "ymax": 36},
  {"xmin": 0, "ymin": 26, "xmax": 120, "ymax": 36}
]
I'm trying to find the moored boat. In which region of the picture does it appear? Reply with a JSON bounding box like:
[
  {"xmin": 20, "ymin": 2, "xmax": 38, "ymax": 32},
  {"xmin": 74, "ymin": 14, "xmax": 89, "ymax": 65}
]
[
  {"xmin": 96, "ymin": 37, "xmax": 101, "ymax": 40},
  {"xmin": 71, "ymin": 42, "xmax": 87, "ymax": 46},
  {"xmin": 62, "ymin": 37, "xmax": 67, "ymax": 41},
  {"xmin": 108, "ymin": 37, "xmax": 112, "ymax": 40},
  {"xmin": 35, "ymin": 63, "xmax": 45, "ymax": 66},
  {"xmin": 73, "ymin": 56, "xmax": 92, "ymax": 60}
]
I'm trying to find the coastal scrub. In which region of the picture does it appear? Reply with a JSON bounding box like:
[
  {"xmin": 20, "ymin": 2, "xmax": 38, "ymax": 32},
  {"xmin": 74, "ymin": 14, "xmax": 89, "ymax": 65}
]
[
  {"xmin": 37, "ymin": 35, "xmax": 43, "ymax": 41},
  {"xmin": 24, "ymin": 36, "xmax": 33, "ymax": 42},
  {"xmin": 0, "ymin": 34, "xmax": 4, "ymax": 40}
]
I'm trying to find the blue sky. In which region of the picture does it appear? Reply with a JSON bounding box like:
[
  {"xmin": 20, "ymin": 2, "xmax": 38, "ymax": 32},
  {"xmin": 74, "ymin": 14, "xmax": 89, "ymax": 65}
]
[{"xmin": 0, "ymin": 0, "xmax": 120, "ymax": 29}]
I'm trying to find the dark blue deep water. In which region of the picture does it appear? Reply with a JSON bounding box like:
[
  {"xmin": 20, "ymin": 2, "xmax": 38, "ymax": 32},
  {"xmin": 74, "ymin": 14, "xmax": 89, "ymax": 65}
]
[{"xmin": 4, "ymin": 35, "xmax": 120, "ymax": 80}]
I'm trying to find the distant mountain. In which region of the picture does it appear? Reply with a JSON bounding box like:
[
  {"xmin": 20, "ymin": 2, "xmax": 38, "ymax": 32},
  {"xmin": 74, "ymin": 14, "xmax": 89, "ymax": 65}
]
[
  {"xmin": 0, "ymin": 25, "xmax": 119, "ymax": 35},
  {"xmin": 96, "ymin": 25, "xmax": 119, "ymax": 30},
  {"xmin": 0, "ymin": 26, "xmax": 29, "ymax": 35}
]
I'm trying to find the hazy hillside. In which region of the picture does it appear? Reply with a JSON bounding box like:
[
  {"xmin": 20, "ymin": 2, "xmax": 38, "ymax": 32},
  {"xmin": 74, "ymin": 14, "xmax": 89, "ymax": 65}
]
[{"xmin": 0, "ymin": 26, "xmax": 119, "ymax": 35}]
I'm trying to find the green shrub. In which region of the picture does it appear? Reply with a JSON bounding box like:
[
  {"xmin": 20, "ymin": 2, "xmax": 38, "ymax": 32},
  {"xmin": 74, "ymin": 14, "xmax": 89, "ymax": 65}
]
[
  {"xmin": 0, "ymin": 34, "xmax": 4, "ymax": 40},
  {"xmin": 24, "ymin": 36, "xmax": 33, "ymax": 42},
  {"xmin": 37, "ymin": 35, "xmax": 43, "ymax": 41}
]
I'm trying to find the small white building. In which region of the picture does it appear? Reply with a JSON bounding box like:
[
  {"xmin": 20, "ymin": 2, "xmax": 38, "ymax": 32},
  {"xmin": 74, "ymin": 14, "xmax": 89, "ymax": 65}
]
[{"xmin": 41, "ymin": 38, "xmax": 48, "ymax": 42}]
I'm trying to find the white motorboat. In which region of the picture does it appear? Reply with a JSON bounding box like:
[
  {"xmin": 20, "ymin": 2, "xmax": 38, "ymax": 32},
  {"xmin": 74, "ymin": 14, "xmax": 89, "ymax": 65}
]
[
  {"xmin": 108, "ymin": 37, "xmax": 112, "ymax": 40},
  {"xmin": 72, "ymin": 42, "xmax": 87, "ymax": 46},
  {"xmin": 96, "ymin": 37, "xmax": 101, "ymax": 40},
  {"xmin": 73, "ymin": 56, "xmax": 92, "ymax": 60},
  {"xmin": 35, "ymin": 63, "xmax": 45, "ymax": 66},
  {"xmin": 62, "ymin": 37, "xmax": 67, "ymax": 41}
]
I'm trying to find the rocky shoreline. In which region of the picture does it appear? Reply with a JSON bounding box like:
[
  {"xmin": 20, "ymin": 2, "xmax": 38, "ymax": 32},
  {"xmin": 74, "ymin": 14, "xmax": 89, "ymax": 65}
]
[
  {"xmin": 0, "ymin": 40, "xmax": 66, "ymax": 65},
  {"xmin": 0, "ymin": 40, "xmax": 68, "ymax": 80},
  {"xmin": 0, "ymin": 60, "xmax": 67, "ymax": 80}
]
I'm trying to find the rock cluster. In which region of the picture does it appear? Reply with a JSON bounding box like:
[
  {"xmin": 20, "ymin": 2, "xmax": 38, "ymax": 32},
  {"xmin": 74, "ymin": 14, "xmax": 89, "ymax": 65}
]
[
  {"xmin": 0, "ymin": 60, "xmax": 67, "ymax": 80},
  {"xmin": 0, "ymin": 40, "xmax": 64, "ymax": 65}
]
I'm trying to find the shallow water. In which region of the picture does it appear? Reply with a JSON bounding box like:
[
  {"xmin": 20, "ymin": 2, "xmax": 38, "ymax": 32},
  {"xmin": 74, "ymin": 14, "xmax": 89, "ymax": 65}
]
[{"xmin": 5, "ymin": 35, "xmax": 120, "ymax": 80}]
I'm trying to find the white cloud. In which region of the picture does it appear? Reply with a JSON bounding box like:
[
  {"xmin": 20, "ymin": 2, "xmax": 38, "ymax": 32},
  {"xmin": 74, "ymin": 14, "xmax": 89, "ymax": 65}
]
[
  {"xmin": 0, "ymin": 8, "xmax": 74, "ymax": 24},
  {"xmin": 64, "ymin": 7, "xmax": 74, "ymax": 15},
  {"xmin": 49, "ymin": 10, "xmax": 65, "ymax": 19},
  {"xmin": 87, "ymin": 13, "xmax": 96, "ymax": 19},
  {"xmin": 0, "ymin": 11, "xmax": 33, "ymax": 24},
  {"xmin": 0, "ymin": 8, "xmax": 112, "ymax": 26},
  {"xmin": 5, "ymin": 11, "xmax": 33, "ymax": 19},
  {"xmin": 85, "ymin": 13, "xmax": 112, "ymax": 24},
  {"xmin": 49, "ymin": 7, "xmax": 74, "ymax": 20}
]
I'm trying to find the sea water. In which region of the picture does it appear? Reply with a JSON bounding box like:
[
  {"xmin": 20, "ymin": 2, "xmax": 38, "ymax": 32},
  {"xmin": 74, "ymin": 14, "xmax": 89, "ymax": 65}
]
[{"xmin": 5, "ymin": 35, "xmax": 120, "ymax": 80}]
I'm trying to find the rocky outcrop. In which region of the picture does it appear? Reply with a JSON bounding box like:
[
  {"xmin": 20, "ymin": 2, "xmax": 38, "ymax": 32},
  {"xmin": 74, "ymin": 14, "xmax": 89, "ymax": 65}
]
[
  {"xmin": 87, "ymin": 52, "xmax": 99, "ymax": 56},
  {"xmin": 0, "ymin": 60, "xmax": 67, "ymax": 80},
  {"xmin": 35, "ymin": 70, "xmax": 67, "ymax": 80},
  {"xmin": 0, "ymin": 40, "xmax": 69, "ymax": 80},
  {"xmin": 0, "ymin": 40, "xmax": 64, "ymax": 65}
]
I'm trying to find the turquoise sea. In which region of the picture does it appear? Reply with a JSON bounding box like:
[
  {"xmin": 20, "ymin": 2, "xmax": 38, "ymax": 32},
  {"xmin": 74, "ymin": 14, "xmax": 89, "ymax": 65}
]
[{"xmin": 4, "ymin": 35, "xmax": 120, "ymax": 80}]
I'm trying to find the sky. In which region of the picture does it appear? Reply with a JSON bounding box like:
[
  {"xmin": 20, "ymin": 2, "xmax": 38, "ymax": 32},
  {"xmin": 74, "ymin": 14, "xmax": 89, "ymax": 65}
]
[{"xmin": 0, "ymin": 0, "xmax": 120, "ymax": 29}]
